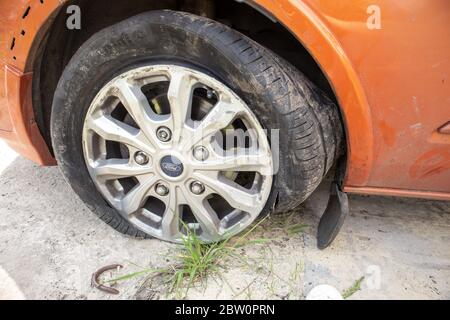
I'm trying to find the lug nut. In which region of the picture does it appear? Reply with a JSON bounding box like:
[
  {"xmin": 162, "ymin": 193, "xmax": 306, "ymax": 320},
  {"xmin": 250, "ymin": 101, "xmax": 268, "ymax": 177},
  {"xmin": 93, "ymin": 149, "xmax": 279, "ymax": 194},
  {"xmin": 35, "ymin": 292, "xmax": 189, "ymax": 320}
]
[
  {"xmin": 156, "ymin": 126, "xmax": 172, "ymax": 142},
  {"xmin": 193, "ymin": 146, "xmax": 209, "ymax": 161},
  {"xmin": 155, "ymin": 183, "xmax": 169, "ymax": 197},
  {"xmin": 134, "ymin": 151, "xmax": 149, "ymax": 165},
  {"xmin": 190, "ymin": 181, "xmax": 205, "ymax": 195}
]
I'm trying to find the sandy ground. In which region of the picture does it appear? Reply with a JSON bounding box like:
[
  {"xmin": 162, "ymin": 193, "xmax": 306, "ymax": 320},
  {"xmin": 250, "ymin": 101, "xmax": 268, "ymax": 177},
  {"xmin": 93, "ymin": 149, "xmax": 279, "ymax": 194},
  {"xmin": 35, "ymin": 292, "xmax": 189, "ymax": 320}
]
[{"xmin": 0, "ymin": 140, "xmax": 449, "ymax": 300}]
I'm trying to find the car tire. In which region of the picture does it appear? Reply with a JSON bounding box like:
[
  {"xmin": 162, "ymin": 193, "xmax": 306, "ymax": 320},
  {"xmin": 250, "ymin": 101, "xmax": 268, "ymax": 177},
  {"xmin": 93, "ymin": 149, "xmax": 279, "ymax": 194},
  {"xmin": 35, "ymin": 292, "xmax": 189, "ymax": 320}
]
[{"xmin": 51, "ymin": 10, "xmax": 344, "ymax": 240}]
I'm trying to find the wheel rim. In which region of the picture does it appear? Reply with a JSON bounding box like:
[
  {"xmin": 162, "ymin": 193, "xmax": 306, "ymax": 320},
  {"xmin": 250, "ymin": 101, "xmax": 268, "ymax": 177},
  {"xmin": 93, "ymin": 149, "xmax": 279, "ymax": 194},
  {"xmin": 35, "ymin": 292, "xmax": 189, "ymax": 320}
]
[{"xmin": 82, "ymin": 65, "xmax": 273, "ymax": 242}]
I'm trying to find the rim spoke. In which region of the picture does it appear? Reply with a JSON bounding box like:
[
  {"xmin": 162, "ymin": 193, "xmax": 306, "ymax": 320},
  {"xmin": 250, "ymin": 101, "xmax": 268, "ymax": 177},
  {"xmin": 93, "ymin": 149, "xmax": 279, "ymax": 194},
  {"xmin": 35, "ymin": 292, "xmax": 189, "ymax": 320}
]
[
  {"xmin": 167, "ymin": 70, "xmax": 195, "ymax": 144},
  {"xmin": 193, "ymin": 173, "xmax": 259, "ymax": 213},
  {"xmin": 86, "ymin": 115, "xmax": 154, "ymax": 154},
  {"xmin": 181, "ymin": 188, "xmax": 220, "ymax": 238},
  {"xmin": 119, "ymin": 175, "xmax": 158, "ymax": 215},
  {"xmin": 91, "ymin": 159, "xmax": 151, "ymax": 180},
  {"xmin": 193, "ymin": 152, "xmax": 272, "ymax": 175},
  {"xmin": 161, "ymin": 187, "xmax": 180, "ymax": 238},
  {"xmin": 115, "ymin": 80, "xmax": 163, "ymax": 148},
  {"xmin": 187, "ymin": 101, "xmax": 241, "ymax": 149}
]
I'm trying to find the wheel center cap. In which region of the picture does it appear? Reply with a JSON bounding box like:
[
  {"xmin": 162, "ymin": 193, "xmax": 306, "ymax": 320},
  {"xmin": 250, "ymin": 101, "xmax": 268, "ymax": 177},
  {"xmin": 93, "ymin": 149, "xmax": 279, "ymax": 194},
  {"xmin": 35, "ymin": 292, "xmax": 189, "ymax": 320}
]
[{"xmin": 160, "ymin": 155, "xmax": 184, "ymax": 177}]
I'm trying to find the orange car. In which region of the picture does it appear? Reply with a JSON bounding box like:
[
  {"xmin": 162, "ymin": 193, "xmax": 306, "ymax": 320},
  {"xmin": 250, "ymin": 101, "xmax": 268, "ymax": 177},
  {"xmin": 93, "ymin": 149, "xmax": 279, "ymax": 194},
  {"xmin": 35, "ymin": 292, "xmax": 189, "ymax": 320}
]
[{"xmin": 1, "ymin": 0, "xmax": 449, "ymax": 247}]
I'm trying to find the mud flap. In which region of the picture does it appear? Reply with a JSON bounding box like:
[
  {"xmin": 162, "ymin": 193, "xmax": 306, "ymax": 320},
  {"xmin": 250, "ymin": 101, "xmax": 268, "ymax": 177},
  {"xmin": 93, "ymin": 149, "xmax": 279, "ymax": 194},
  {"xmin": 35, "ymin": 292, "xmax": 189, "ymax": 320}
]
[{"xmin": 317, "ymin": 159, "xmax": 349, "ymax": 249}]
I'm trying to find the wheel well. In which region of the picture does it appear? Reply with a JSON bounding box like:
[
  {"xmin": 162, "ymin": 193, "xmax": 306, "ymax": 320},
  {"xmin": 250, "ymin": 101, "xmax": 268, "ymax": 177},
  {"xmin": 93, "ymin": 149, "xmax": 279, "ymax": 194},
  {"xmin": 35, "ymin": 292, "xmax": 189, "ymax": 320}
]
[{"xmin": 32, "ymin": 0, "xmax": 338, "ymax": 151}]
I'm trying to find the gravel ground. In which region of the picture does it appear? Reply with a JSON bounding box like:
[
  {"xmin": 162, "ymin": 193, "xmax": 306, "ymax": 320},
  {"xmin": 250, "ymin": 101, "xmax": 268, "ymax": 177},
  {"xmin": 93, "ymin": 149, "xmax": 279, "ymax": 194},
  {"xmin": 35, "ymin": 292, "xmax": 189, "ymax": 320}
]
[{"xmin": 0, "ymin": 141, "xmax": 449, "ymax": 300}]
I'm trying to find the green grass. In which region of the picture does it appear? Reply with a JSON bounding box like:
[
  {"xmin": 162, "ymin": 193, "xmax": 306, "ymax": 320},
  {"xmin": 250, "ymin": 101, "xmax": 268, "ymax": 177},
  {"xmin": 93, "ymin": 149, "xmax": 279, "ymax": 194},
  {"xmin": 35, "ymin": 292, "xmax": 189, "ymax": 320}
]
[
  {"xmin": 342, "ymin": 276, "xmax": 365, "ymax": 299},
  {"xmin": 289, "ymin": 262, "xmax": 303, "ymax": 282},
  {"xmin": 103, "ymin": 217, "xmax": 270, "ymax": 298},
  {"xmin": 166, "ymin": 226, "xmax": 231, "ymax": 297},
  {"xmin": 101, "ymin": 213, "xmax": 310, "ymax": 299},
  {"xmin": 286, "ymin": 223, "xmax": 309, "ymax": 235}
]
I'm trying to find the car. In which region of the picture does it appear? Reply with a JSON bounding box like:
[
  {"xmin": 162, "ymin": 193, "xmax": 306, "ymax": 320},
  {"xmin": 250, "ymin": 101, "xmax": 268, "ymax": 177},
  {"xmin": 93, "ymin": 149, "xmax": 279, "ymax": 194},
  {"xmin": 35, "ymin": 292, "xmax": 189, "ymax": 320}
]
[{"xmin": 1, "ymin": 0, "xmax": 449, "ymax": 247}]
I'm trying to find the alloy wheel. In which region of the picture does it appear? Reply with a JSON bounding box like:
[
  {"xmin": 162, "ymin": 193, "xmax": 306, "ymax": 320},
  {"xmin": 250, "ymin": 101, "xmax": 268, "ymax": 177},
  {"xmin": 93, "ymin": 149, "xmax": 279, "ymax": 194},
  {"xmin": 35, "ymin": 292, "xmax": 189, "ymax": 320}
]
[{"xmin": 82, "ymin": 65, "xmax": 273, "ymax": 242}]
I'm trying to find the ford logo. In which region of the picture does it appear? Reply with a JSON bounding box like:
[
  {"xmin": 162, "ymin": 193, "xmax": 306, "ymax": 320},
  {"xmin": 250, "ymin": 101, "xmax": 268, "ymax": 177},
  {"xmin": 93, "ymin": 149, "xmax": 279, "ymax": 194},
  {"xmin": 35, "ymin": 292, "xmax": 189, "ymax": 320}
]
[
  {"xmin": 160, "ymin": 156, "xmax": 184, "ymax": 177},
  {"xmin": 162, "ymin": 162, "xmax": 181, "ymax": 172}
]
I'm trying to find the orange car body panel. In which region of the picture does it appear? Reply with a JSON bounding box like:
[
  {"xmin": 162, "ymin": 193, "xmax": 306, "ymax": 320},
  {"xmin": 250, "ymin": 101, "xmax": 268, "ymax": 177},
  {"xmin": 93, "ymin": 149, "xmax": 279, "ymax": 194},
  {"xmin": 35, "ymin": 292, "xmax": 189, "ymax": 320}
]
[
  {"xmin": 0, "ymin": 0, "xmax": 58, "ymax": 165},
  {"xmin": 0, "ymin": 0, "xmax": 449, "ymax": 199}
]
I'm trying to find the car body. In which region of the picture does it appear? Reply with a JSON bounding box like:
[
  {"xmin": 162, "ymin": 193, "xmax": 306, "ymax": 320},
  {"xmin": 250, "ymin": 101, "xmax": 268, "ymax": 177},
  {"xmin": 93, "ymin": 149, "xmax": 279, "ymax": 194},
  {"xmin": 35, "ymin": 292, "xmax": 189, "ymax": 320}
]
[{"xmin": 1, "ymin": 0, "xmax": 449, "ymax": 201}]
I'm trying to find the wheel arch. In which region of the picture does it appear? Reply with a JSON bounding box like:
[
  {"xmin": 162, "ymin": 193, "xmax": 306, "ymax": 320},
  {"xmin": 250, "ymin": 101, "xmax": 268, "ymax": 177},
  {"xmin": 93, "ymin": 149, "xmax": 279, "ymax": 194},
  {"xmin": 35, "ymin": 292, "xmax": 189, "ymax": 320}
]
[
  {"xmin": 18, "ymin": 0, "xmax": 372, "ymax": 186},
  {"xmin": 251, "ymin": 0, "xmax": 374, "ymax": 186}
]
